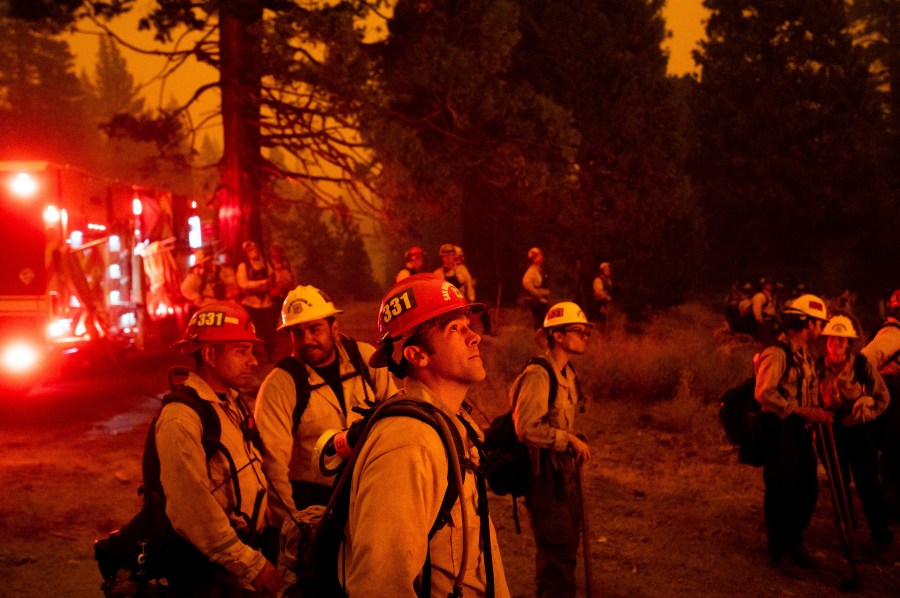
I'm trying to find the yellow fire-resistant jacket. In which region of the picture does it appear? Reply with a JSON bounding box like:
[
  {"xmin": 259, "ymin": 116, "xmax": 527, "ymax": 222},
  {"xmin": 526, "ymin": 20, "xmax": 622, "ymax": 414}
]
[
  {"xmin": 254, "ymin": 337, "xmax": 397, "ymax": 527},
  {"xmin": 521, "ymin": 264, "xmax": 549, "ymax": 304},
  {"xmin": 339, "ymin": 379, "xmax": 510, "ymax": 597},
  {"xmin": 155, "ymin": 372, "xmax": 269, "ymax": 588},
  {"xmin": 510, "ymin": 350, "xmax": 580, "ymax": 466},
  {"xmin": 754, "ymin": 339, "xmax": 819, "ymax": 418},
  {"xmin": 862, "ymin": 317, "xmax": 900, "ymax": 377}
]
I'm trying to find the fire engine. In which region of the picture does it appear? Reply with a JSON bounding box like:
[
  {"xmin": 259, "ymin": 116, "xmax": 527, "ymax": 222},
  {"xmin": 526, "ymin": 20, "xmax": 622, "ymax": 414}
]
[{"xmin": 0, "ymin": 161, "xmax": 200, "ymax": 394}]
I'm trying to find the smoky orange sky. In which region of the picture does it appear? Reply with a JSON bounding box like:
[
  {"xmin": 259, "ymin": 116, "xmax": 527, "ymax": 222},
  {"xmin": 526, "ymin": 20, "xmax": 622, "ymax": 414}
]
[{"xmin": 69, "ymin": 0, "xmax": 708, "ymax": 141}]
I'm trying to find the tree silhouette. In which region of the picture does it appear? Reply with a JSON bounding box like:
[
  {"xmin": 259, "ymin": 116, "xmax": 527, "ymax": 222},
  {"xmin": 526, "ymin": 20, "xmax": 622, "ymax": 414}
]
[
  {"xmin": 692, "ymin": 0, "xmax": 890, "ymax": 293},
  {"xmin": 0, "ymin": 16, "xmax": 88, "ymax": 162}
]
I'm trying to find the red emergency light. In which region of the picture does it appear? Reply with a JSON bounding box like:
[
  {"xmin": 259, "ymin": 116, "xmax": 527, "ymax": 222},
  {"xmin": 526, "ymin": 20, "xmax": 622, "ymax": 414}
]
[
  {"xmin": 8, "ymin": 172, "xmax": 39, "ymax": 199},
  {"xmin": 1, "ymin": 340, "xmax": 40, "ymax": 374}
]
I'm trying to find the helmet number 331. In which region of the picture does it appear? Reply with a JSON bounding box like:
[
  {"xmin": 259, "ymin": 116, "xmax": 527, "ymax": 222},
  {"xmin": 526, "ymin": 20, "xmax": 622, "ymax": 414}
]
[{"xmin": 382, "ymin": 289, "xmax": 419, "ymax": 325}]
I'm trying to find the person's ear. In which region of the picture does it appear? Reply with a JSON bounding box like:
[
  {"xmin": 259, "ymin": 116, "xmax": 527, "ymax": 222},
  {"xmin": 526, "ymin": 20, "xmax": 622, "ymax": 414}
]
[
  {"xmin": 202, "ymin": 344, "xmax": 216, "ymax": 368},
  {"xmin": 402, "ymin": 344, "xmax": 429, "ymax": 368}
]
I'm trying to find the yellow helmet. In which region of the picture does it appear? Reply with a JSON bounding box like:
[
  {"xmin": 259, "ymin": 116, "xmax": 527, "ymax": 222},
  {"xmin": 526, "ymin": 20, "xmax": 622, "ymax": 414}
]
[
  {"xmin": 783, "ymin": 293, "xmax": 828, "ymax": 321},
  {"xmin": 278, "ymin": 285, "xmax": 343, "ymax": 330},
  {"xmin": 822, "ymin": 315, "xmax": 858, "ymax": 338},
  {"xmin": 543, "ymin": 302, "xmax": 592, "ymax": 330}
]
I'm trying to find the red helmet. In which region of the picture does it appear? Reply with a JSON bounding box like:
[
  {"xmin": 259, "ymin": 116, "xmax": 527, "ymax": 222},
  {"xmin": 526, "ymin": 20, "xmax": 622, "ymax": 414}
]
[
  {"xmin": 404, "ymin": 246, "xmax": 424, "ymax": 262},
  {"xmin": 890, "ymin": 289, "xmax": 900, "ymax": 311},
  {"xmin": 175, "ymin": 301, "xmax": 263, "ymax": 354},
  {"xmin": 376, "ymin": 273, "xmax": 483, "ymax": 342}
]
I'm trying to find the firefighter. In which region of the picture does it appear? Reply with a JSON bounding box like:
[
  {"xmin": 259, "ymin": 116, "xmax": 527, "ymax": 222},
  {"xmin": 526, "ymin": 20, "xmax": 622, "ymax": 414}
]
[
  {"xmin": 750, "ymin": 277, "xmax": 778, "ymax": 342},
  {"xmin": 511, "ymin": 301, "xmax": 592, "ymax": 598},
  {"xmin": 237, "ymin": 240, "xmax": 278, "ymax": 360},
  {"xmin": 396, "ymin": 246, "xmax": 425, "ymax": 282},
  {"xmin": 433, "ymin": 243, "xmax": 475, "ymax": 302},
  {"xmin": 591, "ymin": 261, "xmax": 613, "ymax": 325},
  {"xmin": 755, "ymin": 294, "xmax": 832, "ymax": 573},
  {"xmin": 180, "ymin": 246, "xmax": 240, "ymax": 308},
  {"xmin": 862, "ymin": 288, "xmax": 900, "ymax": 517},
  {"xmin": 254, "ymin": 285, "xmax": 397, "ymax": 528},
  {"xmin": 454, "ymin": 245, "xmax": 493, "ymax": 335},
  {"xmin": 267, "ymin": 243, "xmax": 295, "ymax": 308},
  {"xmin": 817, "ymin": 315, "xmax": 893, "ymax": 544},
  {"xmin": 522, "ymin": 247, "xmax": 550, "ymax": 329},
  {"xmin": 340, "ymin": 273, "xmax": 510, "ymax": 596},
  {"xmin": 161, "ymin": 301, "xmax": 279, "ymax": 595}
]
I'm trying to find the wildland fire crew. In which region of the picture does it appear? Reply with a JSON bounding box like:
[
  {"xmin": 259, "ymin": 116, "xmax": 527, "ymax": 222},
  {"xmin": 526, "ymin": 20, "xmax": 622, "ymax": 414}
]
[
  {"xmin": 161, "ymin": 301, "xmax": 279, "ymax": 595},
  {"xmin": 817, "ymin": 315, "xmax": 893, "ymax": 545},
  {"xmin": 396, "ymin": 245, "xmax": 426, "ymax": 282},
  {"xmin": 511, "ymin": 302, "xmax": 592, "ymax": 598},
  {"xmin": 522, "ymin": 247, "xmax": 550, "ymax": 329},
  {"xmin": 862, "ymin": 288, "xmax": 900, "ymax": 516},
  {"xmin": 254, "ymin": 285, "xmax": 397, "ymax": 527},
  {"xmin": 340, "ymin": 273, "xmax": 509, "ymax": 596},
  {"xmin": 754, "ymin": 294, "xmax": 832, "ymax": 572}
]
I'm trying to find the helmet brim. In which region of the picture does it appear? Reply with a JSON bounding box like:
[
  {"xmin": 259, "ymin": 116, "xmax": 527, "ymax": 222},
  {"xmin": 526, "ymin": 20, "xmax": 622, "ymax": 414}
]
[{"xmin": 277, "ymin": 308, "xmax": 344, "ymax": 331}]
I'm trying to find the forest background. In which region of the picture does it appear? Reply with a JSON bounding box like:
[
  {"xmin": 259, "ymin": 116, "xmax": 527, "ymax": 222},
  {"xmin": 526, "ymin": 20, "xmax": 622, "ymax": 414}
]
[{"xmin": 0, "ymin": 0, "xmax": 897, "ymax": 320}]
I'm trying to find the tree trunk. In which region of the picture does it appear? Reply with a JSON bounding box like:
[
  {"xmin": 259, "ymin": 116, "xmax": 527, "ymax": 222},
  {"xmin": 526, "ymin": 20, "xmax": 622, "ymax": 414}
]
[{"xmin": 218, "ymin": 0, "xmax": 263, "ymax": 257}]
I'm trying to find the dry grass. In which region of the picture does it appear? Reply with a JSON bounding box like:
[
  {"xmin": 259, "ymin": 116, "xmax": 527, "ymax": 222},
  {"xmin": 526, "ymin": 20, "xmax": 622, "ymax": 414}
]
[{"xmin": 466, "ymin": 302, "xmax": 760, "ymax": 429}]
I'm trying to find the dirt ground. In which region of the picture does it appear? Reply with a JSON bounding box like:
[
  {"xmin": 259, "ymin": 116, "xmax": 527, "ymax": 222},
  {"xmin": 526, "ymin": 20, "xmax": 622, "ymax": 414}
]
[{"xmin": 2, "ymin": 311, "xmax": 900, "ymax": 597}]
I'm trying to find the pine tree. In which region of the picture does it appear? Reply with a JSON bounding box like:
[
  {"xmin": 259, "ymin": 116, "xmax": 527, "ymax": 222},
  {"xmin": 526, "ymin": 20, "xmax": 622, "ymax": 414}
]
[
  {"xmin": 0, "ymin": 16, "xmax": 90, "ymax": 162},
  {"xmin": 511, "ymin": 0, "xmax": 700, "ymax": 312},
  {"xmin": 692, "ymin": 0, "xmax": 889, "ymax": 290},
  {"xmin": 92, "ymin": 36, "xmax": 145, "ymax": 118}
]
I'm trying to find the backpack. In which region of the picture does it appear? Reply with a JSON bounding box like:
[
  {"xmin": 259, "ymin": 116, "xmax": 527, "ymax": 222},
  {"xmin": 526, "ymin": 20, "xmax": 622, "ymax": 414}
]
[
  {"xmin": 275, "ymin": 335, "xmax": 375, "ymax": 432},
  {"xmin": 282, "ymin": 396, "xmax": 495, "ymax": 598},
  {"xmin": 94, "ymin": 371, "xmax": 251, "ymax": 595},
  {"xmin": 719, "ymin": 342, "xmax": 793, "ymax": 467},
  {"xmin": 479, "ymin": 357, "xmax": 562, "ymax": 532}
]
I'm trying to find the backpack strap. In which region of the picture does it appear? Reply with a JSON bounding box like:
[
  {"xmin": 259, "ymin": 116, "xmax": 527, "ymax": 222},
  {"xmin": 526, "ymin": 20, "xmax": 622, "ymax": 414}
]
[
  {"xmin": 142, "ymin": 387, "xmax": 224, "ymax": 497},
  {"xmin": 525, "ymin": 356, "xmax": 558, "ymax": 406},
  {"xmin": 310, "ymin": 397, "xmax": 483, "ymax": 598},
  {"xmin": 853, "ymin": 353, "xmax": 875, "ymax": 392},
  {"xmin": 764, "ymin": 341, "xmax": 802, "ymax": 405},
  {"xmin": 276, "ymin": 356, "xmax": 319, "ymax": 434},
  {"xmin": 339, "ymin": 335, "xmax": 375, "ymax": 393},
  {"xmin": 455, "ymin": 415, "xmax": 496, "ymax": 596},
  {"xmin": 162, "ymin": 387, "xmax": 222, "ymax": 458}
]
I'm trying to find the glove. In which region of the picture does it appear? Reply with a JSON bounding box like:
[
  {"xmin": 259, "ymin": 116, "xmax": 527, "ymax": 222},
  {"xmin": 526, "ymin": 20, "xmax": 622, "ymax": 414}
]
[{"xmin": 852, "ymin": 396, "xmax": 876, "ymax": 423}]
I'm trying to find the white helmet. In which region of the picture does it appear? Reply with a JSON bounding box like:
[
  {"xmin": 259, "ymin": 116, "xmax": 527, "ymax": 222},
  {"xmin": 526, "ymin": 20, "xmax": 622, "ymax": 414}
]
[
  {"xmin": 278, "ymin": 285, "xmax": 343, "ymax": 330},
  {"xmin": 543, "ymin": 302, "xmax": 593, "ymax": 330},
  {"xmin": 783, "ymin": 293, "xmax": 828, "ymax": 321},
  {"xmin": 822, "ymin": 315, "xmax": 858, "ymax": 338}
]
